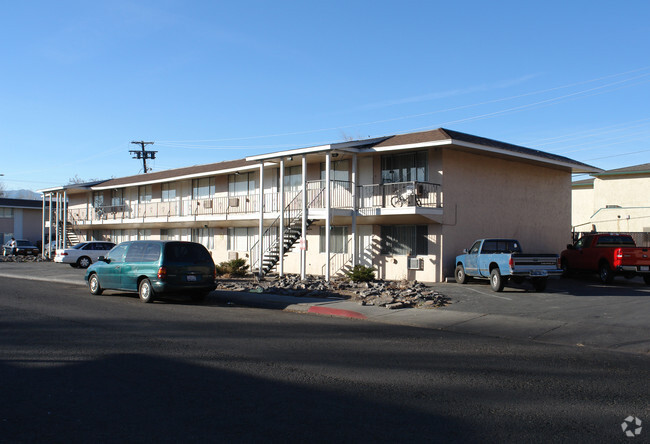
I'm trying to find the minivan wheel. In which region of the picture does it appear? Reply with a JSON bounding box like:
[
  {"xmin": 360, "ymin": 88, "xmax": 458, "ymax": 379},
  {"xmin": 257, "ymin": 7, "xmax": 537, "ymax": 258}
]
[
  {"xmin": 139, "ymin": 278, "xmax": 155, "ymax": 303},
  {"xmin": 89, "ymin": 274, "xmax": 103, "ymax": 295}
]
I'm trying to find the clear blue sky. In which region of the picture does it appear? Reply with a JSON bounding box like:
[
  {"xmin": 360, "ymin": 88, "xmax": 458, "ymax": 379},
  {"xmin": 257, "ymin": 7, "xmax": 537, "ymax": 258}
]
[{"xmin": 2, "ymin": 1, "xmax": 649, "ymax": 192}]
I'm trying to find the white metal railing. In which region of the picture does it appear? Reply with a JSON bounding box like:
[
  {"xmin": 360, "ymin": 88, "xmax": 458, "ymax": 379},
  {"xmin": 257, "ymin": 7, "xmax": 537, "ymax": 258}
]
[{"xmin": 66, "ymin": 181, "xmax": 442, "ymax": 223}]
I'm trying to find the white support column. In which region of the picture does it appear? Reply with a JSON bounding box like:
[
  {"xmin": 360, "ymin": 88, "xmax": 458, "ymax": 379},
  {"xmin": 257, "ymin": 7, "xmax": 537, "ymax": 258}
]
[
  {"xmin": 41, "ymin": 194, "xmax": 45, "ymax": 257},
  {"xmin": 279, "ymin": 158, "xmax": 285, "ymax": 277},
  {"xmin": 258, "ymin": 162, "xmax": 265, "ymax": 278},
  {"xmin": 55, "ymin": 192, "xmax": 60, "ymax": 250},
  {"xmin": 48, "ymin": 193, "xmax": 53, "ymax": 257},
  {"xmin": 63, "ymin": 190, "xmax": 68, "ymax": 249},
  {"xmin": 300, "ymin": 154, "xmax": 307, "ymax": 280},
  {"xmin": 351, "ymin": 153, "xmax": 358, "ymax": 267},
  {"xmin": 325, "ymin": 152, "xmax": 331, "ymax": 281}
]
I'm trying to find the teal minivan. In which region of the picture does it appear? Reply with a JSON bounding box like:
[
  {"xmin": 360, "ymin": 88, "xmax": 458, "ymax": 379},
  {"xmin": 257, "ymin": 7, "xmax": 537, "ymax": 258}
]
[{"xmin": 84, "ymin": 241, "xmax": 217, "ymax": 303}]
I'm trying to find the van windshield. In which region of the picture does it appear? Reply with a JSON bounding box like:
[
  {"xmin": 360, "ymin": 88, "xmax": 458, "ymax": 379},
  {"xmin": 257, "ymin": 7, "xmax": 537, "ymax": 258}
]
[{"xmin": 164, "ymin": 242, "xmax": 213, "ymax": 265}]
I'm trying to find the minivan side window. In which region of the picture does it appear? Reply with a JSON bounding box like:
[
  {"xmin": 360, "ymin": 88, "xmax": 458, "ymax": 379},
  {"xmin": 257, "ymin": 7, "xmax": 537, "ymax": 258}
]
[
  {"xmin": 106, "ymin": 244, "xmax": 128, "ymax": 263},
  {"xmin": 125, "ymin": 242, "xmax": 161, "ymax": 263}
]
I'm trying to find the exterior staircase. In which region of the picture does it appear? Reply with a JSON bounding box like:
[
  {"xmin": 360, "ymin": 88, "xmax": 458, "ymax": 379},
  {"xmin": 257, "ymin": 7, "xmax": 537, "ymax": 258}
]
[{"xmin": 249, "ymin": 190, "xmax": 319, "ymax": 276}]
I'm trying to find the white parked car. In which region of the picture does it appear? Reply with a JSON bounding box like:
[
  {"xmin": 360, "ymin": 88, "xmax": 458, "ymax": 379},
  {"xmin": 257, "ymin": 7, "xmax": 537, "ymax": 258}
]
[{"xmin": 54, "ymin": 241, "xmax": 116, "ymax": 268}]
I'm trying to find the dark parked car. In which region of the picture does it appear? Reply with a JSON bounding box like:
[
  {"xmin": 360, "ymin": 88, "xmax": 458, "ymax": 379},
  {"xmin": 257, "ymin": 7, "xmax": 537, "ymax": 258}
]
[
  {"xmin": 84, "ymin": 240, "xmax": 216, "ymax": 303},
  {"xmin": 2, "ymin": 239, "xmax": 40, "ymax": 256}
]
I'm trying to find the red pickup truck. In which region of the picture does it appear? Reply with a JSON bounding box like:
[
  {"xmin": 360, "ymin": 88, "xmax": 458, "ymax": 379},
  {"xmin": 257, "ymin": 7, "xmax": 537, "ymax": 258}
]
[{"xmin": 560, "ymin": 234, "xmax": 650, "ymax": 284}]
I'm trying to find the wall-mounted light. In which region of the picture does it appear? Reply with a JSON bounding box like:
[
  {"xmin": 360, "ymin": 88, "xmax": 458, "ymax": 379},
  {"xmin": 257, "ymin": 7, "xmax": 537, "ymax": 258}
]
[
  {"xmin": 287, "ymin": 156, "xmax": 293, "ymax": 161},
  {"xmin": 331, "ymin": 152, "xmax": 339, "ymax": 158}
]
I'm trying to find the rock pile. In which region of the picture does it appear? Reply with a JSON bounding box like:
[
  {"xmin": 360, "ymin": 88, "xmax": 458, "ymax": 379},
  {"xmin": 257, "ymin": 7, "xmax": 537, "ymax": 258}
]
[
  {"xmin": 0, "ymin": 255, "xmax": 46, "ymax": 263},
  {"xmin": 216, "ymin": 274, "xmax": 450, "ymax": 309}
]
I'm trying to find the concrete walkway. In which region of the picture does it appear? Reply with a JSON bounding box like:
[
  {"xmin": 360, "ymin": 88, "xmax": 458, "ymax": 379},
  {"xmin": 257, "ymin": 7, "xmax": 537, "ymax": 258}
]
[{"xmin": 1, "ymin": 261, "xmax": 648, "ymax": 355}]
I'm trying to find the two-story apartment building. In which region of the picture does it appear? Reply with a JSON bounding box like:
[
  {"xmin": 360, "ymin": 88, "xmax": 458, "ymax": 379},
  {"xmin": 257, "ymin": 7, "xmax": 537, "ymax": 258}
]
[
  {"xmin": 0, "ymin": 198, "xmax": 47, "ymax": 246},
  {"xmin": 572, "ymin": 163, "xmax": 650, "ymax": 235},
  {"xmin": 40, "ymin": 128, "xmax": 598, "ymax": 281}
]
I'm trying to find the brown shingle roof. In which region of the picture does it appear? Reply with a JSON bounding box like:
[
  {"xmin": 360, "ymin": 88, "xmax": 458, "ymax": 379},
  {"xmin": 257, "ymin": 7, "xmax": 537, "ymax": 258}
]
[
  {"xmin": 593, "ymin": 162, "xmax": 650, "ymax": 176},
  {"xmin": 94, "ymin": 158, "xmax": 257, "ymax": 189}
]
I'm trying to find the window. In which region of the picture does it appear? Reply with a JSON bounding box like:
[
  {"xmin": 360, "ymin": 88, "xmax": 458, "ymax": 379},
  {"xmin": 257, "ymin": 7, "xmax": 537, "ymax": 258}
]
[
  {"xmin": 227, "ymin": 227, "xmax": 258, "ymax": 251},
  {"xmin": 125, "ymin": 242, "xmax": 161, "ymax": 262},
  {"xmin": 160, "ymin": 229, "xmax": 179, "ymax": 240},
  {"xmin": 106, "ymin": 243, "xmax": 128, "ymax": 263},
  {"xmin": 111, "ymin": 189, "xmax": 123, "ymax": 207},
  {"xmin": 481, "ymin": 240, "xmax": 521, "ymax": 254},
  {"xmin": 192, "ymin": 227, "xmax": 214, "ymax": 250},
  {"xmin": 320, "ymin": 159, "xmax": 349, "ymax": 182},
  {"xmin": 380, "ymin": 225, "xmax": 428, "ymax": 255},
  {"xmin": 0, "ymin": 208, "xmax": 13, "ymax": 218},
  {"xmin": 469, "ymin": 241, "xmax": 481, "ymax": 254},
  {"xmin": 192, "ymin": 177, "xmax": 215, "ymax": 199},
  {"xmin": 229, "ymin": 173, "xmax": 255, "ymax": 196},
  {"xmin": 381, "ymin": 151, "xmax": 427, "ymax": 183},
  {"xmin": 93, "ymin": 191, "xmax": 104, "ymax": 208},
  {"xmin": 319, "ymin": 226, "xmax": 348, "ymax": 253},
  {"xmin": 284, "ymin": 166, "xmax": 302, "ymax": 191},
  {"xmin": 162, "ymin": 183, "xmax": 177, "ymax": 202},
  {"xmin": 138, "ymin": 185, "xmax": 152, "ymax": 203},
  {"xmin": 137, "ymin": 229, "xmax": 151, "ymax": 240}
]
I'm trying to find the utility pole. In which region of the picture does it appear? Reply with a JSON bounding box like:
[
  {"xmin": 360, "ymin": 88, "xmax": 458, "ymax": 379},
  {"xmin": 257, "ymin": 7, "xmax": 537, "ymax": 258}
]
[{"xmin": 130, "ymin": 141, "xmax": 157, "ymax": 173}]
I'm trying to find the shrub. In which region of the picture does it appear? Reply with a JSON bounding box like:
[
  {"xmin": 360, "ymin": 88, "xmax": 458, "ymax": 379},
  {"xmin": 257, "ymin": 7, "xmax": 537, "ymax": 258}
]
[
  {"xmin": 216, "ymin": 258, "xmax": 249, "ymax": 277},
  {"xmin": 346, "ymin": 265, "xmax": 376, "ymax": 282}
]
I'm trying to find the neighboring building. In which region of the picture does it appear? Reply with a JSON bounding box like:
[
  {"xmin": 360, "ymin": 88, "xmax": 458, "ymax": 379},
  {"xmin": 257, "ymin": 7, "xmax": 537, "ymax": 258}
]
[
  {"xmin": 572, "ymin": 163, "xmax": 650, "ymax": 235},
  {"xmin": 40, "ymin": 128, "xmax": 597, "ymax": 282},
  {"xmin": 0, "ymin": 198, "xmax": 46, "ymax": 245}
]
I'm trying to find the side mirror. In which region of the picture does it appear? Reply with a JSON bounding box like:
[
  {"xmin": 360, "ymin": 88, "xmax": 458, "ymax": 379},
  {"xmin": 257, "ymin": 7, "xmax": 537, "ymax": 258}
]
[
  {"xmin": 98, "ymin": 256, "xmax": 110, "ymax": 263},
  {"xmin": 463, "ymin": 248, "xmax": 468, "ymax": 254},
  {"xmin": 566, "ymin": 244, "xmax": 574, "ymax": 250}
]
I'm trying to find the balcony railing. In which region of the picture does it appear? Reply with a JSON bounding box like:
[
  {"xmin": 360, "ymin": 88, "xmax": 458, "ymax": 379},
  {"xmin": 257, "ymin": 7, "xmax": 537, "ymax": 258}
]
[{"xmin": 65, "ymin": 181, "xmax": 441, "ymax": 223}]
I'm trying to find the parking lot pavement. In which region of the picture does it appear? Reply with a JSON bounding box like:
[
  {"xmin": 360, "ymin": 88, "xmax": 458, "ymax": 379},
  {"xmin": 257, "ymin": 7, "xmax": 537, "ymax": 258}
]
[{"xmin": 1, "ymin": 262, "xmax": 649, "ymax": 354}]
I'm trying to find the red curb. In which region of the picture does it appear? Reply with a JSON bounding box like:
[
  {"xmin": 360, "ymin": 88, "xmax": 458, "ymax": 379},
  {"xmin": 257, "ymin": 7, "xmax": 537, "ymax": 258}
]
[{"xmin": 308, "ymin": 306, "xmax": 367, "ymax": 319}]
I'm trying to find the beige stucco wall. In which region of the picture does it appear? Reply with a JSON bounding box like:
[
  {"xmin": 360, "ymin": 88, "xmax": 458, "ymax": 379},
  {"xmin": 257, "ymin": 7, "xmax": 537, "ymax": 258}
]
[
  {"xmin": 441, "ymin": 149, "xmax": 572, "ymax": 279},
  {"xmin": 571, "ymin": 186, "xmax": 594, "ymax": 229}
]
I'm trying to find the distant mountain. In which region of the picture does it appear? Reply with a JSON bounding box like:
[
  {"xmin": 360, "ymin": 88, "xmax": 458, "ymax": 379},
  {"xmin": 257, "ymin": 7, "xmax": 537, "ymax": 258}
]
[{"xmin": 4, "ymin": 189, "xmax": 42, "ymax": 200}]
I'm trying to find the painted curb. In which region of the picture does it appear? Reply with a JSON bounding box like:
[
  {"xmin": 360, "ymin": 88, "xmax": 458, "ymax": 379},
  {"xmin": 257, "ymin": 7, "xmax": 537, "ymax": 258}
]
[{"xmin": 308, "ymin": 306, "xmax": 367, "ymax": 319}]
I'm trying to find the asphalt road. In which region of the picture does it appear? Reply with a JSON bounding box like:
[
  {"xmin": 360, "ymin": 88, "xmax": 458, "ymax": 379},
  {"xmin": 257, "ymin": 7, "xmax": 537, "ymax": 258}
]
[{"xmin": 1, "ymin": 277, "xmax": 649, "ymax": 443}]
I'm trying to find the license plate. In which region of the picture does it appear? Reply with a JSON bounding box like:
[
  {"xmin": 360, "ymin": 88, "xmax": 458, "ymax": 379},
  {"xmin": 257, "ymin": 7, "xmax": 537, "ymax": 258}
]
[
  {"xmin": 531, "ymin": 270, "xmax": 548, "ymax": 277},
  {"xmin": 186, "ymin": 275, "xmax": 197, "ymax": 282},
  {"xmin": 640, "ymin": 266, "xmax": 649, "ymax": 271}
]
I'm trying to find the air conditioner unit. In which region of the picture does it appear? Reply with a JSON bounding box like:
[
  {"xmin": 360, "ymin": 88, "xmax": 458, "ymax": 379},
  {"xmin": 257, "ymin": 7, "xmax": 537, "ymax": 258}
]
[
  {"xmin": 228, "ymin": 197, "xmax": 240, "ymax": 207},
  {"xmin": 203, "ymin": 200, "xmax": 213, "ymax": 209},
  {"xmin": 228, "ymin": 251, "xmax": 239, "ymax": 260},
  {"xmin": 407, "ymin": 257, "xmax": 423, "ymax": 270}
]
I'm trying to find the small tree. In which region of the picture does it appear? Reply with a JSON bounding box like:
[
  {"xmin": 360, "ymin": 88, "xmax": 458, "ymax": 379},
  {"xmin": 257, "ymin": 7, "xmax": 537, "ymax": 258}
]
[{"xmin": 346, "ymin": 265, "xmax": 376, "ymax": 282}]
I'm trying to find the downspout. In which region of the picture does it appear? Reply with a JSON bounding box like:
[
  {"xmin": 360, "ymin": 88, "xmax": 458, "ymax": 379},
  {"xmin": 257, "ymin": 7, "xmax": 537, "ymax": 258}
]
[
  {"xmin": 301, "ymin": 154, "xmax": 307, "ymax": 279},
  {"xmin": 258, "ymin": 162, "xmax": 265, "ymax": 278},
  {"xmin": 325, "ymin": 152, "xmax": 331, "ymax": 281},
  {"xmin": 351, "ymin": 153, "xmax": 357, "ymax": 267},
  {"xmin": 279, "ymin": 158, "xmax": 285, "ymax": 277}
]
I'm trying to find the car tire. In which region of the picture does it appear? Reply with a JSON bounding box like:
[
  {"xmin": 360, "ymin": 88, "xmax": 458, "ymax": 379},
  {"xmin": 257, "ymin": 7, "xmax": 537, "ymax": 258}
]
[
  {"xmin": 532, "ymin": 277, "xmax": 547, "ymax": 292},
  {"xmin": 77, "ymin": 256, "xmax": 91, "ymax": 269},
  {"xmin": 70, "ymin": 264, "xmax": 78, "ymax": 268},
  {"xmin": 490, "ymin": 268, "xmax": 505, "ymax": 292},
  {"xmin": 139, "ymin": 278, "xmax": 155, "ymax": 303},
  {"xmin": 599, "ymin": 261, "xmax": 614, "ymax": 284},
  {"xmin": 455, "ymin": 265, "xmax": 468, "ymax": 284},
  {"xmin": 88, "ymin": 273, "xmax": 103, "ymax": 295}
]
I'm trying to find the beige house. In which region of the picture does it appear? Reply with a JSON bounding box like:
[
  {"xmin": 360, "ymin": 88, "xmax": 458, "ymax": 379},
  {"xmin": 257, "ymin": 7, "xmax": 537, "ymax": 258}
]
[
  {"xmin": 40, "ymin": 128, "xmax": 597, "ymax": 282},
  {"xmin": 572, "ymin": 163, "xmax": 650, "ymax": 235},
  {"xmin": 0, "ymin": 198, "xmax": 47, "ymax": 246}
]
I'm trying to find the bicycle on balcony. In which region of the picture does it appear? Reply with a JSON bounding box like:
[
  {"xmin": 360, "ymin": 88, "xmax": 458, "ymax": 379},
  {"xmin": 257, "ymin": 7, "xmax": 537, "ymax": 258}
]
[{"xmin": 390, "ymin": 184, "xmax": 421, "ymax": 207}]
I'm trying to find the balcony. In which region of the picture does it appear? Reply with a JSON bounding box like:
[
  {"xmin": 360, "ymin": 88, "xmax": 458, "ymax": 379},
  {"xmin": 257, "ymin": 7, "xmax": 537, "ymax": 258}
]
[{"xmin": 64, "ymin": 181, "xmax": 442, "ymax": 225}]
